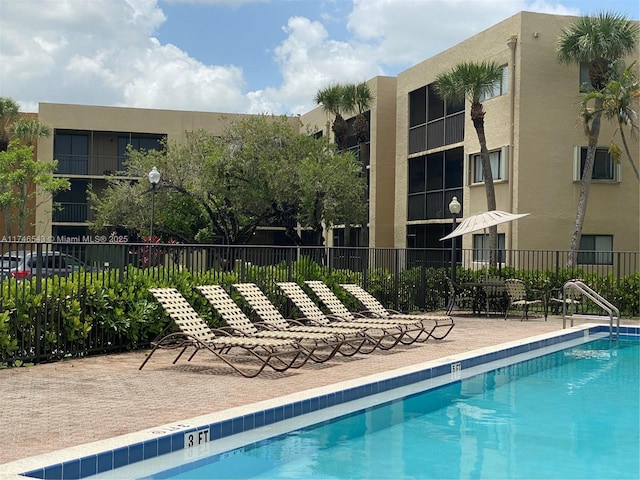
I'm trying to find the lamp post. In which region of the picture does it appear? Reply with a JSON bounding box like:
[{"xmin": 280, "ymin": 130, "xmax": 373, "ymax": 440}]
[
  {"xmin": 148, "ymin": 166, "xmax": 161, "ymax": 243},
  {"xmin": 448, "ymin": 196, "xmax": 461, "ymax": 283}
]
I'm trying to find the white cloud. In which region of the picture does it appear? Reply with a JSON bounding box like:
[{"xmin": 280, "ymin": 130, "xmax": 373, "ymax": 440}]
[
  {"xmin": 0, "ymin": 0, "xmax": 589, "ymax": 115},
  {"xmin": 0, "ymin": 0, "xmax": 247, "ymax": 112},
  {"xmin": 346, "ymin": 0, "xmax": 580, "ymax": 68},
  {"xmin": 247, "ymin": 15, "xmax": 383, "ymax": 115}
]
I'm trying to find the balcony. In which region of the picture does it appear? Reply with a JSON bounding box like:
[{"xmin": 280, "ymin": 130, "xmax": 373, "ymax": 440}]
[
  {"xmin": 53, "ymin": 203, "xmax": 93, "ymax": 223},
  {"xmin": 55, "ymin": 155, "xmax": 127, "ymax": 177}
]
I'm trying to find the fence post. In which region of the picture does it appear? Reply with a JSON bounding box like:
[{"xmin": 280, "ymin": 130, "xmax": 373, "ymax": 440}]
[
  {"xmin": 420, "ymin": 250, "xmax": 426, "ymax": 311},
  {"xmin": 34, "ymin": 242, "xmax": 43, "ymax": 363},
  {"xmin": 394, "ymin": 249, "xmax": 400, "ymax": 311}
]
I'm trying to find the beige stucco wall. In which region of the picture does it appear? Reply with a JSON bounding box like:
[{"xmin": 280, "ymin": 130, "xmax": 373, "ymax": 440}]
[
  {"xmin": 515, "ymin": 13, "xmax": 639, "ymax": 252},
  {"xmin": 367, "ymin": 76, "xmax": 397, "ymax": 248}
]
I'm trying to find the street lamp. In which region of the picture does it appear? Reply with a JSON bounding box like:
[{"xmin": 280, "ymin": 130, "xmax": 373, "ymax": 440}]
[
  {"xmin": 448, "ymin": 196, "xmax": 461, "ymax": 283},
  {"xmin": 148, "ymin": 166, "xmax": 161, "ymax": 242}
]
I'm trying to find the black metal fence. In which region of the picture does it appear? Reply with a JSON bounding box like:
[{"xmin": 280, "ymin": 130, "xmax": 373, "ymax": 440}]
[{"xmin": 0, "ymin": 241, "xmax": 638, "ymax": 365}]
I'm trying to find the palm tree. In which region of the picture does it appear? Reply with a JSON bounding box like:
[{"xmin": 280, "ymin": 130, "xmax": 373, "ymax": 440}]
[
  {"xmin": 557, "ymin": 12, "xmax": 639, "ymax": 267},
  {"xmin": 434, "ymin": 61, "xmax": 505, "ymax": 264},
  {"xmin": 581, "ymin": 61, "xmax": 639, "ymax": 181},
  {"xmin": 0, "ymin": 97, "xmax": 20, "ymax": 152},
  {"xmin": 341, "ymin": 81, "xmax": 373, "ymax": 246},
  {"xmin": 11, "ymin": 117, "xmax": 51, "ymax": 146},
  {"xmin": 314, "ymin": 84, "xmax": 348, "ymax": 150}
]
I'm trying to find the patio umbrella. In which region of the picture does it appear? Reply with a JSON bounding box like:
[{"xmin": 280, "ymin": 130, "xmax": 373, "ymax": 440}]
[
  {"xmin": 440, "ymin": 210, "xmax": 530, "ymax": 241},
  {"xmin": 440, "ymin": 210, "xmax": 530, "ymax": 316}
]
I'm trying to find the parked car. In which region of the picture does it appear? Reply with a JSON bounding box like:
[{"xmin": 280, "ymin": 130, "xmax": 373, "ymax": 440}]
[{"xmin": 0, "ymin": 250, "xmax": 98, "ymax": 281}]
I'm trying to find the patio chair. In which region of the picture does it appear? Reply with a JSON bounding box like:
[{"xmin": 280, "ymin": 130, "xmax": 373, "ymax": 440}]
[
  {"xmin": 337, "ymin": 283, "xmax": 455, "ymax": 340},
  {"xmin": 485, "ymin": 276, "xmax": 508, "ymax": 315},
  {"xmin": 445, "ymin": 278, "xmax": 473, "ymax": 315},
  {"xmin": 303, "ymin": 280, "xmax": 443, "ymax": 343},
  {"xmin": 275, "ymin": 281, "xmax": 426, "ymax": 348},
  {"xmin": 504, "ymin": 279, "xmax": 543, "ymax": 320},
  {"xmin": 548, "ymin": 280, "xmax": 583, "ymax": 315},
  {"xmin": 141, "ymin": 288, "xmax": 309, "ymax": 377},
  {"xmin": 195, "ymin": 284, "xmax": 347, "ymax": 363},
  {"xmin": 226, "ymin": 283, "xmax": 377, "ymax": 356}
]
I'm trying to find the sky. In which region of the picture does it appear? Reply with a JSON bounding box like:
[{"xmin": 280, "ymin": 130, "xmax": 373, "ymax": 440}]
[{"xmin": 1, "ymin": 0, "xmax": 638, "ymax": 116}]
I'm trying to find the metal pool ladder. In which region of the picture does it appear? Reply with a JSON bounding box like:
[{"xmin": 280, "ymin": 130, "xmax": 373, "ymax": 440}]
[{"xmin": 562, "ymin": 280, "xmax": 620, "ymax": 341}]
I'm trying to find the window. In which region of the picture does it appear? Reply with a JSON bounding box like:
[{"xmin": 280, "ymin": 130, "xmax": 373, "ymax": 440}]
[
  {"xmin": 407, "ymin": 147, "xmax": 463, "ymax": 221},
  {"xmin": 54, "ymin": 133, "xmax": 89, "ymax": 175},
  {"xmin": 472, "ymin": 233, "xmax": 505, "ymax": 263},
  {"xmin": 408, "ymin": 84, "xmax": 464, "ymax": 154},
  {"xmin": 117, "ymin": 134, "xmax": 164, "ymax": 170},
  {"xmin": 573, "ymin": 146, "xmax": 619, "ymax": 181},
  {"xmin": 578, "ymin": 235, "xmax": 613, "ymax": 265},
  {"xmin": 471, "ymin": 146, "xmax": 509, "ymax": 183},
  {"xmin": 479, "ymin": 65, "xmax": 508, "ymax": 101}
]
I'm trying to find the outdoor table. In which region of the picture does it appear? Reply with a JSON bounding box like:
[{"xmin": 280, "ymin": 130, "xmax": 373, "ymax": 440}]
[{"xmin": 462, "ymin": 281, "xmax": 506, "ymax": 316}]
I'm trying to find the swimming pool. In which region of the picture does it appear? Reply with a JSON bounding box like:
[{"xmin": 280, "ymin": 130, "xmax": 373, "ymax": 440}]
[{"xmin": 14, "ymin": 324, "xmax": 640, "ymax": 479}]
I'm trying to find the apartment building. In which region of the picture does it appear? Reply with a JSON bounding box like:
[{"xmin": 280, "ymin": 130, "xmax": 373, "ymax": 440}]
[
  {"xmin": 35, "ymin": 104, "xmax": 300, "ymax": 244},
  {"xmin": 27, "ymin": 11, "xmax": 639, "ymax": 256},
  {"xmin": 300, "ymin": 76, "xmax": 397, "ymax": 247},
  {"xmin": 394, "ymin": 11, "xmax": 639, "ymax": 256}
]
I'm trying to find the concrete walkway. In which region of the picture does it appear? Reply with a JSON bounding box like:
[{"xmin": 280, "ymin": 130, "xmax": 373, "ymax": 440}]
[{"xmin": 0, "ymin": 314, "xmax": 628, "ymax": 469}]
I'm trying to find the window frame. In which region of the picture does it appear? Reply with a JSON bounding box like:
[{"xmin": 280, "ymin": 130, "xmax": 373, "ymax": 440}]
[
  {"xmin": 470, "ymin": 146, "xmax": 509, "ymax": 184},
  {"xmin": 472, "ymin": 233, "xmax": 506, "ymax": 263},
  {"xmin": 573, "ymin": 146, "xmax": 620, "ymax": 182}
]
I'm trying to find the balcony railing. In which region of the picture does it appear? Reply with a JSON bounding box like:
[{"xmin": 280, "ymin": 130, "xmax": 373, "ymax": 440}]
[
  {"xmin": 52, "ymin": 202, "xmax": 92, "ymax": 223},
  {"xmin": 55, "ymin": 154, "xmax": 127, "ymax": 176}
]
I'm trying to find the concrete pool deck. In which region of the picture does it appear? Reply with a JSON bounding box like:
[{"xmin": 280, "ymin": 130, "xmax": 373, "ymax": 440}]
[{"xmin": 0, "ymin": 313, "xmax": 635, "ymax": 475}]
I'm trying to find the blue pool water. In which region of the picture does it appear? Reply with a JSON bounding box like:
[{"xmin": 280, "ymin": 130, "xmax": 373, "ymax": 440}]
[{"xmin": 141, "ymin": 338, "xmax": 639, "ymax": 479}]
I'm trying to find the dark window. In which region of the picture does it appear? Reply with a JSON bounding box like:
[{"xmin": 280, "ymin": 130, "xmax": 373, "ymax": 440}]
[
  {"xmin": 409, "ymin": 83, "xmax": 465, "ymax": 154},
  {"xmin": 117, "ymin": 134, "xmax": 164, "ymax": 170},
  {"xmin": 426, "ymin": 153, "xmax": 443, "ymax": 191},
  {"xmin": 445, "ymin": 148, "xmax": 463, "ymax": 189},
  {"xmin": 427, "ymin": 85, "xmax": 444, "ymax": 121},
  {"xmin": 406, "ymin": 147, "xmax": 463, "ymax": 221},
  {"xmin": 409, "ymin": 87, "xmax": 427, "ymax": 127},
  {"xmin": 578, "ymin": 235, "xmax": 613, "ymax": 265},
  {"xmin": 408, "ymin": 156, "xmax": 425, "ymax": 193},
  {"xmin": 54, "ymin": 133, "xmax": 89, "ymax": 175},
  {"xmin": 580, "ymin": 147, "xmax": 614, "ymax": 180}
]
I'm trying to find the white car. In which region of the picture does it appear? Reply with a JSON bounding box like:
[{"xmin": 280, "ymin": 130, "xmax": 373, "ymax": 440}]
[{"xmin": 0, "ymin": 250, "xmax": 97, "ymax": 281}]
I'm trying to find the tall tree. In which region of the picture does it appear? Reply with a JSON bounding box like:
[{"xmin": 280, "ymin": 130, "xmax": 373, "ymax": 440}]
[
  {"xmin": 0, "ymin": 97, "xmax": 20, "ymax": 152},
  {"xmin": 581, "ymin": 60, "xmax": 640, "ymax": 181},
  {"xmin": 91, "ymin": 116, "xmax": 366, "ymax": 246},
  {"xmin": 434, "ymin": 61, "xmax": 505, "ymax": 264},
  {"xmin": 0, "ymin": 140, "xmax": 69, "ymax": 236},
  {"xmin": 0, "ymin": 97, "xmax": 60, "ymax": 236},
  {"xmin": 314, "ymin": 84, "xmax": 348, "ymax": 150},
  {"xmin": 341, "ymin": 81, "xmax": 373, "ymax": 246},
  {"xmin": 557, "ymin": 12, "xmax": 639, "ymax": 267}
]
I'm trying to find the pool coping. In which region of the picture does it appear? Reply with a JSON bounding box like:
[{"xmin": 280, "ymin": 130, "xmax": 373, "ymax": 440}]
[{"xmin": 3, "ymin": 323, "xmax": 637, "ymax": 479}]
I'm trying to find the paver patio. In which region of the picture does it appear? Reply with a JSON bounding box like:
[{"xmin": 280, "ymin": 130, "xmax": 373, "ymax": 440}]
[{"xmin": 0, "ymin": 314, "xmax": 632, "ymax": 471}]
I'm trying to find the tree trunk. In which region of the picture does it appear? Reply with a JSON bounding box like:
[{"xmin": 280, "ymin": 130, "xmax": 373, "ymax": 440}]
[
  {"xmin": 619, "ymin": 125, "xmax": 640, "ymax": 181},
  {"xmin": 567, "ymin": 103, "xmax": 604, "ymax": 268},
  {"xmin": 471, "ymin": 104, "xmax": 498, "ymax": 266}
]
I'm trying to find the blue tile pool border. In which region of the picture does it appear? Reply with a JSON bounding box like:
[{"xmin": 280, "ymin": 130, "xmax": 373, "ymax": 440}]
[{"xmin": 19, "ymin": 325, "xmax": 639, "ymax": 480}]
